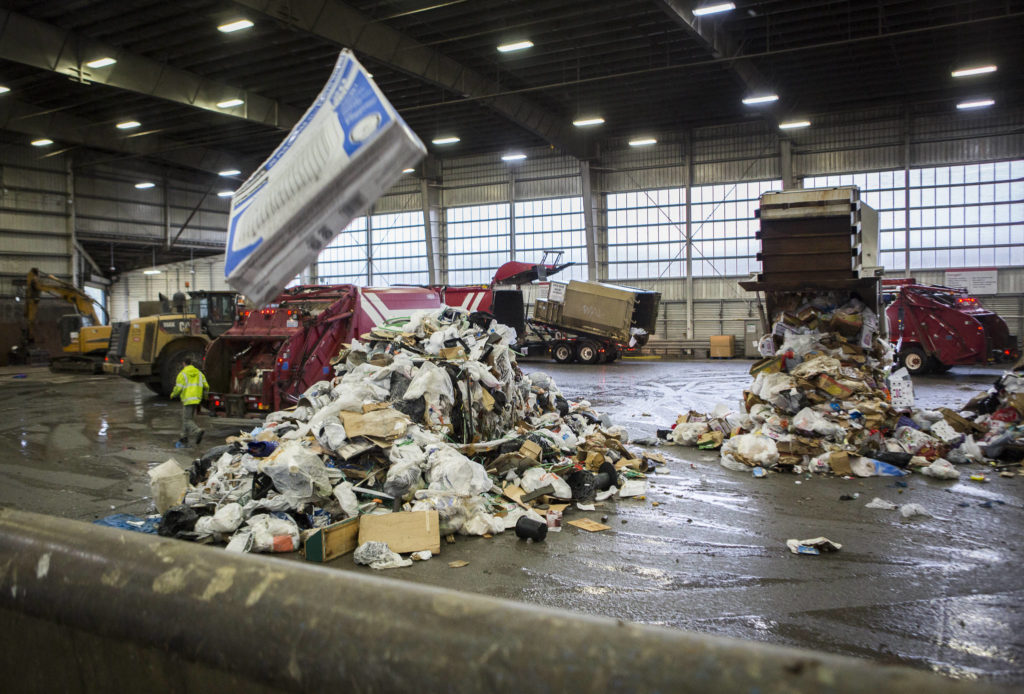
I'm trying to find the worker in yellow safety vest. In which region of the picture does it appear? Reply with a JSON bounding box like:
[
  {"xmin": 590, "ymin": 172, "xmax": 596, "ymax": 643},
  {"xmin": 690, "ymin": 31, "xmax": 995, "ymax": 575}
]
[{"xmin": 170, "ymin": 356, "xmax": 209, "ymax": 448}]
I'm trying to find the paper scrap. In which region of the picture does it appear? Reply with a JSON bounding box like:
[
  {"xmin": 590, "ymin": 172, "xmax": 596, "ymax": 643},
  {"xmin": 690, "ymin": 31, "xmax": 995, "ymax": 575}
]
[{"xmin": 568, "ymin": 519, "xmax": 611, "ymax": 532}]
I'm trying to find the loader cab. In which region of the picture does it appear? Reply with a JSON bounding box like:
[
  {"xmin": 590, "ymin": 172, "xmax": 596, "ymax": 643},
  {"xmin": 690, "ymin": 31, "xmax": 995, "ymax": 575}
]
[{"xmin": 187, "ymin": 291, "xmax": 237, "ymax": 338}]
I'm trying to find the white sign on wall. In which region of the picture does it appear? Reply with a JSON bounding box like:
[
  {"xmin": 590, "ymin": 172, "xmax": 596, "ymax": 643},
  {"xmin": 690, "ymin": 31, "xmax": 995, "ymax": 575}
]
[
  {"xmin": 548, "ymin": 282, "xmax": 567, "ymax": 303},
  {"xmin": 944, "ymin": 269, "xmax": 998, "ymax": 295}
]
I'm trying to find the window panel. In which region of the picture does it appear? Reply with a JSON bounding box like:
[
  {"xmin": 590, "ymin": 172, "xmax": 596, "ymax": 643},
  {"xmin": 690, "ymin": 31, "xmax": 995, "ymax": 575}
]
[
  {"xmin": 606, "ymin": 187, "xmax": 687, "ymax": 280},
  {"xmin": 446, "ymin": 203, "xmax": 511, "ymax": 285}
]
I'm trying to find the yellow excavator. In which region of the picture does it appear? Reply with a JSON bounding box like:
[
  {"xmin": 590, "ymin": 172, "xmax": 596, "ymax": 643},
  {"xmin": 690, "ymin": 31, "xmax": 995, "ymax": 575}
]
[{"xmin": 10, "ymin": 268, "xmax": 111, "ymax": 373}]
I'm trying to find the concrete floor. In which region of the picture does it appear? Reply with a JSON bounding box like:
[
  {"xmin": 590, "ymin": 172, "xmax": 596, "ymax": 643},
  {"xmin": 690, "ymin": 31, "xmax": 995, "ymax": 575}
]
[{"xmin": 0, "ymin": 359, "xmax": 1021, "ymax": 684}]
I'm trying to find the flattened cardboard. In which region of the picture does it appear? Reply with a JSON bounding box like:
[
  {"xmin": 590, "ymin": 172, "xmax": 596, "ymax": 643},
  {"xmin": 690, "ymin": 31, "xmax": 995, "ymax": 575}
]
[
  {"xmin": 340, "ymin": 409, "xmax": 410, "ymax": 440},
  {"xmin": 828, "ymin": 451, "xmax": 852, "ymax": 476},
  {"xmin": 519, "ymin": 440, "xmax": 542, "ymax": 461},
  {"xmin": 568, "ymin": 519, "xmax": 611, "ymax": 532},
  {"xmin": 358, "ymin": 510, "xmax": 440, "ymax": 554}
]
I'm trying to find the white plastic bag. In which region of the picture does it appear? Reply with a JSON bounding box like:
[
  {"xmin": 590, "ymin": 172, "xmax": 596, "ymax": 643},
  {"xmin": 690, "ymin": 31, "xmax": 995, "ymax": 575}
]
[
  {"xmin": 920, "ymin": 458, "xmax": 959, "ymax": 480},
  {"xmin": 520, "ymin": 467, "xmax": 572, "ymax": 499},
  {"xmin": 194, "ymin": 503, "xmax": 244, "ymax": 536},
  {"xmin": 246, "ymin": 514, "xmax": 300, "ymax": 552},
  {"xmin": 149, "ymin": 459, "xmax": 188, "ymax": 514},
  {"xmin": 865, "ymin": 497, "xmax": 897, "ymax": 510},
  {"xmin": 353, "ymin": 541, "xmax": 412, "ymax": 569},
  {"xmin": 425, "ymin": 445, "xmax": 492, "ymax": 496},
  {"xmin": 260, "ymin": 443, "xmax": 333, "ymax": 503},
  {"xmin": 793, "ymin": 407, "xmax": 845, "ymax": 440},
  {"xmin": 900, "ymin": 503, "xmax": 931, "ymax": 518},
  {"xmin": 670, "ymin": 422, "xmax": 710, "ymax": 446},
  {"xmin": 332, "ymin": 482, "xmax": 360, "ymax": 517},
  {"xmin": 720, "ymin": 433, "xmax": 779, "ymax": 467}
]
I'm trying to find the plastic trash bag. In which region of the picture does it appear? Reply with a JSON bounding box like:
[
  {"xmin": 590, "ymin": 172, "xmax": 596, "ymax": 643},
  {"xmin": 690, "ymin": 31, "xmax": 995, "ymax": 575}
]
[
  {"xmin": 94, "ymin": 514, "xmax": 160, "ymax": 534},
  {"xmin": 849, "ymin": 457, "xmax": 908, "ymax": 477},
  {"xmin": 720, "ymin": 433, "xmax": 779, "ymax": 467},
  {"xmin": 353, "ymin": 540, "xmax": 412, "ymax": 569},
  {"xmin": 921, "ymin": 458, "xmax": 960, "ymax": 480},
  {"xmin": 260, "ymin": 444, "xmax": 332, "ymax": 503},
  {"xmin": 332, "ymin": 482, "xmax": 360, "ymax": 518},
  {"xmin": 384, "ymin": 458, "xmax": 423, "ymax": 501},
  {"xmin": 195, "ymin": 503, "xmax": 244, "ymax": 536},
  {"xmin": 425, "ymin": 445, "xmax": 492, "ymax": 496},
  {"xmin": 404, "ymin": 361, "xmax": 455, "ymax": 403},
  {"xmin": 520, "ymin": 466, "xmax": 572, "ymax": 499},
  {"xmin": 149, "ymin": 459, "xmax": 188, "ymax": 514},
  {"xmin": 246, "ymin": 514, "xmax": 300, "ymax": 553},
  {"xmin": 671, "ymin": 422, "xmax": 710, "ymax": 446},
  {"xmin": 793, "ymin": 407, "xmax": 844, "ymax": 440},
  {"xmin": 900, "ymin": 503, "xmax": 931, "ymax": 518}
]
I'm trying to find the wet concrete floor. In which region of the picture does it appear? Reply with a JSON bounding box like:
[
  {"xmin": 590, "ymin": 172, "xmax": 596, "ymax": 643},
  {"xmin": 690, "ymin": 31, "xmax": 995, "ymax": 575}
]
[{"xmin": 0, "ymin": 359, "xmax": 1021, "ymax": 684}]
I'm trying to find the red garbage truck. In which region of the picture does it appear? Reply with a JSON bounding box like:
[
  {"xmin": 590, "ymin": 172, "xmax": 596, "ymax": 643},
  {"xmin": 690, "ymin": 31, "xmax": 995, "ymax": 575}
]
[{"xmin": 883, "ymin": 279, "xmax": 1018, "ymax": 375}]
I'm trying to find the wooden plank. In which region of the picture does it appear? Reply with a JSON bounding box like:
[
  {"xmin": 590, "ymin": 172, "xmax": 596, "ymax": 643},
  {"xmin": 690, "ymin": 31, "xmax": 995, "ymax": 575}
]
[
  {"xmin": 358, "ymin": 511, "xmax": 440, "ymax": 554},
  {"xmin": 303, "ymin": 516, "xmax": 360, "ymax": 563}
]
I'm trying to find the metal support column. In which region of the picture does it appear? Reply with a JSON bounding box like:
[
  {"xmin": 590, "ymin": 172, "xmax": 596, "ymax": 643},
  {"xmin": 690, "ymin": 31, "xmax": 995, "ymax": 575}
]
[
  {"xmin": 903, "ymin": 108, "xmax": 912, "ymax": 277},
  {"xmin": 420, "ymin": 173, "xmax": 444, "ymax": 286},
  {"xmin": 65, "ymin": 155, "xmax": 77, "ymax": 286},
  {"xmin": 163, "ymin": 174, "xmax": 171, "ymax": 248},
  {"xmin": 780, "ymin": 139, "xmax": 797, "ymax": 190},
  {"xmin": 508, "ymin": 173, "xmax": 517, "ymax": 263},
  {"xmin": 580, "ymin": 160, "xmax": 599, "ymax": 281},
  {"xmin": 685, "ymin": 130, "xmax": 695, "ymax": 340},
  {"xmin": 365, "ymin": 207, "xmax": 374, "ymax": 286}
]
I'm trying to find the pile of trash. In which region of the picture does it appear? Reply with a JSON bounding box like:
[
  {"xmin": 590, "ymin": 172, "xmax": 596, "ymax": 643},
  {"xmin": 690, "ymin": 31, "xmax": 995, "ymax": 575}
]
[
  {"xmin": 665, "ymin": 292, "xmax": 1023, "ymax": 479},
  {"xmin": 136, "ymin": 307, "xmax": 658, "ymax": 563}
]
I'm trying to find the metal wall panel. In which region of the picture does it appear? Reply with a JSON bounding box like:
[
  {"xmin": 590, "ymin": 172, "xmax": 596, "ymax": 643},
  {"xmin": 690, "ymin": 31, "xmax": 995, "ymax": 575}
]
[{"xmin": 110, "ymin": 255, "xmax": 229, "ymax": 321}]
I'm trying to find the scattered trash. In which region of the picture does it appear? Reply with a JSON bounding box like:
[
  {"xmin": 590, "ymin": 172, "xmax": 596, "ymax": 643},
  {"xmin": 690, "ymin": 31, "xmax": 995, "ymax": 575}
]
[
  {"xmin": 568, "ymin": 518, "xmax": 611, "ymax": 532},
  {"xmin": 515, "ymin": 516, "xmax": 548, "ymax": 541},
  {"xmin": 865, "ymin": 497, "xmax": 898, "ymax": 510},
  {"xmin": 921, "ymin": 458, "xmax": 960, "ymax": 480},
  {"xmin": 448, "ymin": 560, "xmax": 469, "ymax": 568},
  {"xmin": 899, "ymin": 503, "xmax": 931, "ymax": 519},
  {"xmin": 839, "ymin": 493, "xmax": 859, "ymax": 500},
  {"xmin": 752, "ymin": 466, "xmax": 767, "ymax": 478},
  {"xmin": 354, "ymin": 541, "xmax": 412, "ymax": 570},
  {"xmin": 786, "ymin": 537, "xmax": 842, "ymax": 555},
  {"xmin": 93, "ymin": 514, "xmax": 160, "ymax": 534}
]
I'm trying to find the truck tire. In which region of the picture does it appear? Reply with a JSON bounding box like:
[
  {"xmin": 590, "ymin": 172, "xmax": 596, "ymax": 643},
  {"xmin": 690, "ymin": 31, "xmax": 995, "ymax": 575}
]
[
  {"xmin": 552, "ymin": 342, "xmax": 574, "ymax": 363},
  {"xmin": 900, "ymin": 346, "xmax": 930, "ymax": 376},
  {"xmin": 160, "ymin": 348, "xmax": 205, "ymax": 396},
  {"xmin": 928, "ymin": 356, "xmax": 952, "ymax": 373},
  {"xmin": 575, "ymin": 340, "xmax": 600, "ymax": 365}
]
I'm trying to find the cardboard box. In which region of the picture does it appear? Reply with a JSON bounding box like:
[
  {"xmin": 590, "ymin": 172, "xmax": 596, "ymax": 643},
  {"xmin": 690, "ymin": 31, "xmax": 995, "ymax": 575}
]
[
  {"xmin": 303, "ymin": 516, "xmax": 360, "ymax": 563},
  {"xmin": 709, "ymin": 335, "xmax": 735, "ymax": 358},
  {"xmin": 439, "ymin": 345, "xmax": 466, "ymax": 360},
  {"xmin": 519, "ymin": 440, "xmax": 543, "ymax": 461}
]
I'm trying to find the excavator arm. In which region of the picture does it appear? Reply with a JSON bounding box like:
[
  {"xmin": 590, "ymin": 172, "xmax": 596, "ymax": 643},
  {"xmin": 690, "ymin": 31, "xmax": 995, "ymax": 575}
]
[{"xmin": 22, "ymin": 268, "xmax": 101, "ymax": 342}]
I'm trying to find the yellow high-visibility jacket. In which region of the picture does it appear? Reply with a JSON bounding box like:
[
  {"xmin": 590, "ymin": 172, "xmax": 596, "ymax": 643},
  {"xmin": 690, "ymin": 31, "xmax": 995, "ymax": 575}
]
[{"xmin": 171, "ymin": 364, "xmax": 209, "ymax": 406}]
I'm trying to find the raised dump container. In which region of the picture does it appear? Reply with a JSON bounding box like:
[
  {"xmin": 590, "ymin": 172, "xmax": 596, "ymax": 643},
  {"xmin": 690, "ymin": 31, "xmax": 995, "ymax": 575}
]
[{"xmin": 557, "ymin": 281, "xmax": 659, "ymax": 343}]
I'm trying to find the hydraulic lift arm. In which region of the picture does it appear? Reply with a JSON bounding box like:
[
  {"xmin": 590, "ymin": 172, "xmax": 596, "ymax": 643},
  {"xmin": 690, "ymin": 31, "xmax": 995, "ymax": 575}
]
[{"xmin": 22, "ymin": 268, "xmax": 101, "ymax": 342}]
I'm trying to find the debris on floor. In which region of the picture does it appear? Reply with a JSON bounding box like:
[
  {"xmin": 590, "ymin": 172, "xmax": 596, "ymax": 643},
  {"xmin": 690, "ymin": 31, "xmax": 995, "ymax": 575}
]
[
  {"xmin": 786, "ymin": 536, "xmax": 842, "ymax": 555},
  {"xmin": 664, "ymin": 296, "xmax": 1024, "ymax": 479},
  {"xmin": 143, "ymin": 307, "xmax": 660, "ymax": 564}
]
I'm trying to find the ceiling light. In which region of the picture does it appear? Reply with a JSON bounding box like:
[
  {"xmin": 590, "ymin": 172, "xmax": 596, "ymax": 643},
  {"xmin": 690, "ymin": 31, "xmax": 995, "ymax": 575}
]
[
  {"xmin": 693, "ymin": 2, "xmax": 735, "ymax": 16},
  {"xmin": 402, "ymin": 168, "xmax": 415, "ymax": 173},
  {"xmin": 135, "ymin": 182, "xmax": 155, "ymax": 189},
  {"xmin": 218, "ymin": 169, "xmax": 241, "ymax": 177},
  {"xmin": 502, "ymin": 153, "xmax": 527, "ymax": 162},
  {"xmin": 218, "ymin": 19, "xmax": 254, "ymax": 33},
  {"xmin": 143, "ymin": 269, "xmax": 161, "ymax": 275},
  {"xmin": 957, "ymin": 99, "xmax": 994, "ymax": 110},
  {"xmin": 0, "ymin": 86, "xmax": 10, "ymax": 94},
  {"xmin": 742, "ymin": 94, "xmax": 779, "ymax": 105},
  {"xmin": 432, "ymin": 136, "xmax": 460, "ymax": 145},
  {"xmin": 629, "ymin": 138, "xmax": 657, "ymax": 147},
  {"xmin": 116, "ymin": 120, "xmax": 140, "ymax": 129},
  {"xmin": 952, "ymin": 65, "xmax": 997, "ymax": 78},
  {"xmin": 779, "ymin": 120, "xmax": 811, "ymax": 129},
  {"xmin": 217, "ymin": 190, "xmax": 234, "ymax": 198},
  {"xmin": 217, "ymin": 98, "xmax": 244, "ymax": 108},
  {"xmin": 497, "ymin": 40, "xmax": 533, "ymax": 53},
  {"xmin": 572, "ymin": 117, "xmax": 605, "ymax": 127},
  {"xmin": 86, "ymin": 57, "xmax": 116, "ymax": 68},
  {"xmin": 31, "ymin": 138, "xmax": 53, "ymax": 147}
]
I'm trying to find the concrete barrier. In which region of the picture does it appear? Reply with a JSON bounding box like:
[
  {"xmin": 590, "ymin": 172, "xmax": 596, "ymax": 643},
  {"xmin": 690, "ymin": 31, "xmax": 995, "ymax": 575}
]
[{"xmin": 0, "ymin": 508, "xmax": 1009, "ymax": 693}]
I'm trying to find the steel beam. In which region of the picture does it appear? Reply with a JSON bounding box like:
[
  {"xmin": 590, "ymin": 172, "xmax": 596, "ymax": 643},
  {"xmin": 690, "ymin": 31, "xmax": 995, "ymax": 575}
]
[
  {"xmin": 0, "ymin": 9, "xmax": 302, "ymax": 130},
  {"xmin": 235, "ymin": 0, "xmax": 589, "ymax": 159},
  {"xmin": 0, "ymin": 508, "xmax": 1007, "ymax": 694},
  {"xmin": 653, "ymin": 0, "xmax": 772, "ymax": 95},
  {"xmin": 0, "ymin": 96, "xmax": 247, "ymax": 176}
]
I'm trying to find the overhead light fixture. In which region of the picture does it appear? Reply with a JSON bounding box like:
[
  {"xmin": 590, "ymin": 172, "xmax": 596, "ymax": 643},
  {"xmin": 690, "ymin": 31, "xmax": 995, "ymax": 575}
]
[
  {"xmin": 31, "ymin": 138, "xmax": 53, "ymax": 147},
  {"xmin": 779, "ymin": 120, "xmax": 811, "ymax": 129},
  {"xmin": 116, "ymin": 120, "xmax": 141, "ymax": 129},
  {"xmin": 143, "ymin": 269, "xmax": 161, "ymax": 275},
  {"xmin": 501, "ymin": 153, "xmax": 527, "ymax": 162},
  {"xmin": 957, "ymin": 98, "xmax": 994, "ymax": 110},
  {"xmin": 628, "ymin": 138, "xmax": 657, "ymax": 147},
  {"xmin": 432, "ymin": 136, "xmax": 460, "ymax": 145},
  {"xmin": 402, "ymin": 168, "xmax": 415, "ymax": 173},
  {"xmin": 217, "ymin": 190, "xmax": 234, "ymax": 198},
  {"xmin": 572, "ymin": 117, "xmax": 605, "ymax": 127},
  {"xmin": 693, "ymin": 2, "xmax": 735, "ymax": 16},
  {"xmin": 0, "ymin": 86, "xmax": 10, "ymax": 94},
  {"xmin": 217, "ymin": 98, "xmax": 244, "ymax": 108},
  {"xmin": 218, "ymin": 169, "xmax": 241, "ymax": 177},
  {"xmin": 135, "ymin": 182, "xmax": 155, "ymax": 189},
  {"xmin": 218, "ymin": 19, "xmax": 254, "ymax": 33},
  {"xmin": 86, "ymin": 57, "xmax": 117, "ymax": 68},
  {"xmin": 742, "ymin": 94, "xmax": 779, "ymax": 105},
  {"xmin": 952, "ymin": 65, "xmax": 997, "ymax": 78},
  {"xmin": 497, "ymin": 40, "xmax": 533, "ymax": 53}
]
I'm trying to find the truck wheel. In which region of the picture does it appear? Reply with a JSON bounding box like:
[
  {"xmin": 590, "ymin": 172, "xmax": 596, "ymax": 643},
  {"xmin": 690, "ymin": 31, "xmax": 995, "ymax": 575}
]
[
  {"xmin": 552, "ymin": 342, "xmax": 574, "ymax": 364},
  {"xmin": 901, "ymin": 346, "xmax": 930, "ymax": 376},
  {"xmin": 575, "ymin": 340, "xmax": 600, "ymax": 365},
  {"xmin": 160, "ymin": 349, "xmax": 205, "ymax": 396}
]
